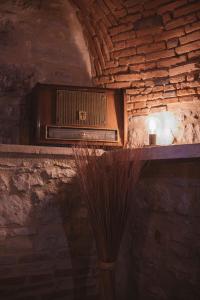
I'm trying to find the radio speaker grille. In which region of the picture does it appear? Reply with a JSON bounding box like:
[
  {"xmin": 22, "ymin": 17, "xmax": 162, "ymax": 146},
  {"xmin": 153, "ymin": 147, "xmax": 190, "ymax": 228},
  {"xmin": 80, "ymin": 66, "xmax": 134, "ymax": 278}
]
[{"xmin": 56, "ymin": 89, "xmax": 107, "ymax": 126}]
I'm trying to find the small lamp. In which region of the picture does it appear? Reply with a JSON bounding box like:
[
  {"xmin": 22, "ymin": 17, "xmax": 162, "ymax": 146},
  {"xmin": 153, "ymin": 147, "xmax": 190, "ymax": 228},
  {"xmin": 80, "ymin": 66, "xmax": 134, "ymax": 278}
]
[
  {"xmin": 147, "ymin": 112, "xmax": 177, "ymax": 146},
  {"xmin": 148, "ymin": 118, "xmax": 157, "ymax": 146}
]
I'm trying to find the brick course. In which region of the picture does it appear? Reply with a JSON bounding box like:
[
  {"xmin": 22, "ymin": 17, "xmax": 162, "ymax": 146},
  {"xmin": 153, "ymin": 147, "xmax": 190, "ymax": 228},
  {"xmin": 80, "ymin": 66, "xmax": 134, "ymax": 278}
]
[
  {"xmin": 126, "ymin": 35, "xmax": 154, "ymax": 48},
  {"xmin": 165, "ymin": 14, "xmax": 197, "ymax": 30},
  {"xmin": 155, "ymin": 27, "xmax": 185, "ymax": 41},
  {"xmin": 157, "ymin": 0, "xmax": 187, "ymax": 15},
  {"xmin": 179, "ymin": 30, "xmax": 200, "ymax": 45},
  {"xmin": 169, "ymin": 63, "xmax": 199, "ymax": 76},
  {"xmin": 114, "ymin": 73, "xmax": 141, "ymax": 82},
  {"xmin": 175, "ymin": 40, "xmax": 200, "ymax": 54},
  {"xmin": 109, "ymin": 23, "xmax": 133, "ymax": 36},
  {"xmin": 173, "ymin": 2, "xmax": 200, "ymax": 18},
  {"xmin": 112, "ymin": 47, "xmax": 136, "ymax": 59},
  {"xmin": 185, "ymin": 21, "xmax": 200, "ymax": 33},
  {"xmin": 137, "ymin": 42, "xmax": 166, "ymax": 54},
  {"xmin": 119, "ymin": 55, "xmax": 145, "ymax": 65},
  {"xmin": 157, "ymin": 55, "xmax": 187, "ymax": 67},
  {"xmin": 146, "ymin": 49, "xmax": 175, "ymax": 62},
  {"xmin": 79, "ymin": 0, "xmax": 200, "ymax": 117}
]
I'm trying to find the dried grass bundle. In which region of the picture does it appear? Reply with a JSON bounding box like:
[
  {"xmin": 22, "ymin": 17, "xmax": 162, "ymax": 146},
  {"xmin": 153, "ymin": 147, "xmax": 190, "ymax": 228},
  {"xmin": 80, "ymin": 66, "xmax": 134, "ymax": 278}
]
[{"xmin": 73, "ymin": 146, "xmax": 144, "ymax": 300}]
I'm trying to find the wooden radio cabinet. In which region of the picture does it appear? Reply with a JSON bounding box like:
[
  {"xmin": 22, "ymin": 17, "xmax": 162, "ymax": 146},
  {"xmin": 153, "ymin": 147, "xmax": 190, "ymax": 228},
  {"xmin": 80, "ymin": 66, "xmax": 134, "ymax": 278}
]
[{"xmin": 29, "ymin": 83, "xmax": 127, "ymax": 148}]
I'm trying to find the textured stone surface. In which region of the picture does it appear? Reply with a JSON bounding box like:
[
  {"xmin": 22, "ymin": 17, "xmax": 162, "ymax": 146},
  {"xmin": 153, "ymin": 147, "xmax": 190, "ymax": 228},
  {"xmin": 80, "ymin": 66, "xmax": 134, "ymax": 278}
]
[
  {"xmin": 117, "ymin": 159, "xmax": 200, "ymax": 300},
  {"xmin": 0, "ymin": 154, "xmax": 98, "ymax": 300},
  {"xmin": 128, "ymin": 103, "xmax": 200, "ymax": 147},
  {"xmin": 0, "ymin": 148, "xmax": 200, "ymax": 299}
]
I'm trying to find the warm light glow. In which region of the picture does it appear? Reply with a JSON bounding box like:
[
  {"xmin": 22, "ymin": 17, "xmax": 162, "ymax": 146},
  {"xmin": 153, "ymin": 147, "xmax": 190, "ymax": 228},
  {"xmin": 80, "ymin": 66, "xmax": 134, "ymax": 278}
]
[
  {"xmin": 147, "ymin": 112, "xmax": 178, "ymax": 146},
  {"xmin": 148, "ymin": 118, "xmax": 157, "ymax": 134}
]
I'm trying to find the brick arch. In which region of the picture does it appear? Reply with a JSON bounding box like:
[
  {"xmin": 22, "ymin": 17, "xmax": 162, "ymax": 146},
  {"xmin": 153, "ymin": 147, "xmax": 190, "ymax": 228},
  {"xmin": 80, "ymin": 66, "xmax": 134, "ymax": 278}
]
[
  {"xmin": 71, "ymin": 0, "xmax": 200, "ymax": 145},
  {"xmin": 72, "ymin": 0, "xmax": 135, "ymax": 84},
  {"xmin": 71, "ymin": 0, "xmax": 200, "ymax": 86}
]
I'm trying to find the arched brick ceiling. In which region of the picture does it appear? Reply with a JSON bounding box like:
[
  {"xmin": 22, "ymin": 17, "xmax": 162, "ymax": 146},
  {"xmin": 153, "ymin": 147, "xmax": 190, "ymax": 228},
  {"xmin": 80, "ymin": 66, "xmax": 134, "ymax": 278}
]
[
  {"xmin": 71, "ymin": 0, "xmax": 136, "ymax": 83},
  {"xmin": 70, "ymin": 0, "xmax": 200, "ymax": 89}
]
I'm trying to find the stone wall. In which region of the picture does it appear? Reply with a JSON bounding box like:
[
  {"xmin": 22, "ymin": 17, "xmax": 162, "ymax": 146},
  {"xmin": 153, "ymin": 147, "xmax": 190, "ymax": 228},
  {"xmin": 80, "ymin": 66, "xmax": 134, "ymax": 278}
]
[
  {"xmin": 0, "ymin": 149, "xmax": 98, "ymax": 300},
  {"xmin": 0, "ymin": 145, "xmax": 200, "ymax": 300},
  {"xmin": 0, "ymin": 0, "xmax": 91, "ymax": 144},
  {"xmin": 74, "ymin": 0, "xmax": 200, "ymax": 145},
  {"xmin": 117, "ymin": 158, "xmax": 200, "ymax": 300}
]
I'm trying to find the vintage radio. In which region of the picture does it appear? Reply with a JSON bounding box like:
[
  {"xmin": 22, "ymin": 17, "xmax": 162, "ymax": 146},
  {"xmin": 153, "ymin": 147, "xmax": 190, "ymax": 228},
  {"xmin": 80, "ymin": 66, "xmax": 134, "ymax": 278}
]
[{"xmin": 30, "ymin": 83, "xmax": 127, "ymax": 148}]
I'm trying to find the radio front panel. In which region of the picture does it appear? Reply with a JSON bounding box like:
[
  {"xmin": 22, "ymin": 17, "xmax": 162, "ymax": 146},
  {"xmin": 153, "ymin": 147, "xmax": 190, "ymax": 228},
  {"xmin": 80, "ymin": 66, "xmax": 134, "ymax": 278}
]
[{"xmin": 30, "ymin": 83, "xmax": 126, "ymax": 148}]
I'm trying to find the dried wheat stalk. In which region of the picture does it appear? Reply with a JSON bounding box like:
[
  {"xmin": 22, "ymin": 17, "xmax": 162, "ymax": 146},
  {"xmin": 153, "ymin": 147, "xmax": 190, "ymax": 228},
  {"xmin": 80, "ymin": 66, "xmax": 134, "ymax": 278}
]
[{"xmin": 73, "ymin": 146, "xmax": 145, "ymax": 300}]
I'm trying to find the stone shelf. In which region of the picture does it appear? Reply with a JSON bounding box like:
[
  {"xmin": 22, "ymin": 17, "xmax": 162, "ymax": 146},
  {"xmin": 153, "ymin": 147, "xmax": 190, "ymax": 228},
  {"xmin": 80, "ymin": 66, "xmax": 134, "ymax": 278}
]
[
  {"xmin": 0, "ymin": 144, "xmax": 74, "ymax": 157},
  {"xmin": 0, "ymin": 143, "xmax": 199, "ymax": 160},
  {"xmin": 135, "ymin": 143, "xmax": 200, "ymax": 161}
]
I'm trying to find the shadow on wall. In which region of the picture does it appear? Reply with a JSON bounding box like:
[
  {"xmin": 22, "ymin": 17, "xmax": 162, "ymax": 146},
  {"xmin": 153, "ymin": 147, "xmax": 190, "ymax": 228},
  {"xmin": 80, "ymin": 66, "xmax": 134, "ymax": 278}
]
[
  {"xmin": 1, "ymin": 153, "xmax": 200, "ymax": 300},
  {"xmin": 58, "ymin": 176, "xmax": 99, "ymax": 300},
  {"xmin": 0, "ymin": 0, "xmax": 92, "ymax": 144},
  {"xmin": 33, "ymin": 159, "xmax": 200, "ymax": 300},
  {"xmin": 0, "ymin": 155, "xmax": 98, "ymax": 300},
  {"xmin": 31, "ymin": 170, "xmax": 99, "ymax": 300},
  {"xmin": 116, "ymin": 169, "xmax": 152, "ymax": 300},
  {"xmin": 118, "ymin": 160, "xmax": 200, "ymax": 300}
]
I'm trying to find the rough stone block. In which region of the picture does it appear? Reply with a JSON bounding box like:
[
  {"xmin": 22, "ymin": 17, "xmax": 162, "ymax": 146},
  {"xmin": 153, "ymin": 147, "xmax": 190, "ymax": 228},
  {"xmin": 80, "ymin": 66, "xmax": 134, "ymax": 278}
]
[
  {"xmin": 157, "ymin": 55, "xmax": 186, "ymax": 68},
  {"xmin": 170, "ymin": 75, "xmax": 186, "ymax": 83},
  {"xmin": 155, "ymin": 27, "xmax": 185, "ymax": 41},
  {"xmin": 150, "ymin": 105, "xmax": 167, "ymax": 112},
  {"xmin": 158, "ymin": 0, "xmax": 187, "ymax": 15},
  {"xmin": 0, "ymin": 195, "xmax": 30, "ymax": 226},
  {"xmin": 119, "ymin": 55, "xmax": 145, "ymax": 65},
  {"xmin": 126, "ymin": 35, "xmax": 153, "ymax": 48},
  {"xmin": 167, "ymin": 38, "xmax": 179, "ymax": 49},
  {"xmin": 104, "ymin": 66, "xmax": 128, "ymax": 75},
  {"xmin": 188, "ymin": 49, "xmax": 200, "ymax": 59},
  {"xmin": 169, "ymin": 63, "xmax": 199, "ymax": 76},
  {"xmin": 185, "ymin": 21, "xmax": 200, "ymax": 33},
  {"xmin": 112, "ymin": 47, "xmax": 136, "ymax": 59},
  {"xmin": 114, "ymin": 73, "xmax": 141, "ymax": 82},
  {"xmin": 137, "ymin": 42, "xmax": 166, "ymax": 54},
  {"xmin": 174, "ymin": 2, "xmax": 200, "ymax": 18},
  {"xmin": 179, "ymin": 30, "xmax": 200, "ymax": 45},
  {"xmin": 162, "ymin": 13, "xmax": 172, "ymax": 24},
  {"xmin": 163, "ymin": 90, "xmax": 177, "ymax": 98},
  {"xmin": 112, "ymin": 30, "xmax": 136, "ymax": 42},
  {"xmin": 120, "ymin": 13, "xmax": 142, "ymax": 24},
  {"xmin": 114, "ymin": 41, "xmax": 126, "ymax": 51},
  {"xmin": 177, "ymin": 88, "xmax": 196, "ymax": 96},
  {"xmin": 136, "ymin": 26, "xmax": 163, "ymax": 37},
  {"xmin": 126, "ymin": 4, "xmax": 143, "ymax": 14},
  {"xmin": 133, "ymin": 101, "xmax": 147, "ymax": 109},
  {"xmin": 146, "ymin": 49, "xmax": 175, "ymax": 62},
  {"xmin": 12, "ymin": 173, "xmax": 43, "ymax": 191},
  {"xmin": 152, "ymin": 86, "xmax": 164, "ymax": 92},
  {"xmin": 131, "ymin": 95, "xmax": 148, "ymax": 102},
  {"xmin": 129, "ymin": 62, "xmax": 156, "ymax": 72},
  {"xmin": 165, "ymin": 14, "xmax": 197, "ymax": 30},
  {"xmin": 147, "ymin": 92, "xmax": 163, "ymax": 100},
  {"xmin": 106, "ymin": 81, "xmax": 131, "ymax": 88},
  {"xmin": 126, "ymin": 88, "xmax": 145, "ymax": 95},
  {"xmin": 142, "ymin": 69, "xmax": 169, "ymax": 80},
  {"xmin": 109, "ymin": 23, "xmax": 133, "ymax": 36}
]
